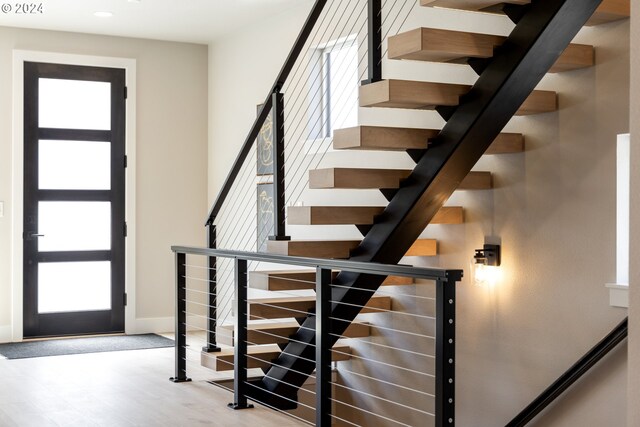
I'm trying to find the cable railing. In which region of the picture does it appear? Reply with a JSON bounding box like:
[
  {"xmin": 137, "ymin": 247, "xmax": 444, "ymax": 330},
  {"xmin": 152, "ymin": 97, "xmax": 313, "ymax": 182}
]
[
  {"xmin": 204, "ymin": 0, "xmax": 419, "ymax": 356},
  {"xmin": 172, "ymin": 246, "xmax": 463, "ymax": 427}
]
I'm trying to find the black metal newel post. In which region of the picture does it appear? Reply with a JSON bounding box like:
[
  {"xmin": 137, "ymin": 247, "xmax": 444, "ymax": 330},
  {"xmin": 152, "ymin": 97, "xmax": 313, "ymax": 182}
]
[
  {"xmin": 436, "ymin": 277, "xmax": 456, "ymax": 426},
  {"xmin": 229, "ymin": 258, "xmax": 254, "ymax": 410},
  {"xmin": 269, "ymin": 90, "xmax": 290, "ymax": 242},
  {"xmin": 316, "ymin": 267, "xmax": 332, "ymax": 426},
  {"xmin": 170, "ymin": 252, "xmax": 191, "ymax": 383},
  {"xmin": 203, "ymin": 224, "xmax": 221, "ymax": 353},
  {"xmin": 362, "ymin": 0, "xmax": 382, "ymax": 85}
]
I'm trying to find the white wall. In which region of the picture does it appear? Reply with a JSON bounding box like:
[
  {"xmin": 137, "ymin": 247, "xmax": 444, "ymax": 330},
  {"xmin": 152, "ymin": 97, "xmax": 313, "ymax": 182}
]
[
  {"xmin": 207, "ymin": 3, "xmax": 629, "ymax": 426},
  {"xmin": 208, "ymin": 2, "xmax": 314, "ymax": 203},
  {"xmin": 0, "ymin": 26, "xmax": 208, "ymax": 339}
]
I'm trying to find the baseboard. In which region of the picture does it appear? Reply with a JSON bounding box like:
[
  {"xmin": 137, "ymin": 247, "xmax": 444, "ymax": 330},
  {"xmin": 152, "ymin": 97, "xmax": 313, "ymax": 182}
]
[
  {"xmin": 0, "ymin": 325, "xmax": 13, "ymax": 343},
  {"xmin": 132, "ymin": 317, "xmax": 174, "ymax": 335},
  {"xmin": 131, "ymin": 315, "xmax": 206, "ymax": 335},
  {"xmin": 0, "ymin": 317, "xmax": 205, "ymax": 340}
]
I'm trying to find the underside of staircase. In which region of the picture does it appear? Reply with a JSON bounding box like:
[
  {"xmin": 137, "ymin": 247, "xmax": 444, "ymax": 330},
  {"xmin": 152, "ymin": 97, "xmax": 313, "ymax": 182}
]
[{"xmin": 201, "ymin": 0, "xmax": 628, "ymax": 412}]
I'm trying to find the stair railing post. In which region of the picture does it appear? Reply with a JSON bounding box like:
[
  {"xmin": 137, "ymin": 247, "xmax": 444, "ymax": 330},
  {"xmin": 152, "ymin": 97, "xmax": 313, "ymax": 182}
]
[
  {"xmin": 436, "ymin": 277, "xmax": 457, "ymax": 426},
  {"xmin": 362, "ymin": 0, "xmax": 382, "ymax": 85},
  {"xmin": 269, "ymin": 89, "xmax": 290, "ymax": 242},
  {"xmin": 203, "ymin": 223, "xmax": 221, "ymax": 353},
  {"xmin": 170, "ymin": 252, "xmax": 191, "ymax": 383},
  {"xmin": 229, "ymin": 258, "xmax": 254, "ymax": 410},
  {"xmin": 316, "ymin": 267, "xmax": 332, "ymax": 426}
]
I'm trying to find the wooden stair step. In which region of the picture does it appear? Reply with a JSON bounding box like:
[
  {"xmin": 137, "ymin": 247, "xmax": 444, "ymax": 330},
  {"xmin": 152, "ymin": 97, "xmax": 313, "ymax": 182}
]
[
  {"xmin": 251, "ymin": 271, "xmax": 422, "ymax": 291},
  {"xmin": 268, "ymin": 239, "xmax": 438, "ymax": 260},
  {"xmin": 267, "ymin": 239, "xmax": 360, "ymax": 259},
  {"xmin": 249, "ymin": 295, "xmax": 392, "ymax": 319},
  {"xmin": 359, "ymin": 79, "xmax": 557, "ymax": 115},
  {"xmin": 405, "ymin": 239, "xmax": 437, "ymax": 257},
  {"xmin": 218, "ymin": 320, "xmax": 371, "ymax": 346},
  {"xmin": 419, "ymin": 0, "xmax": 629, "ymax": 26},
  {"xmin": 486, "ymin": 133, "xmax": 525, "ymax": 154},
  {"xmin": 333, "ymin": 125, "xmax": 438, "ymax": 150},
  {"xmin": 388, "ymin": 27, "xmax": 594, "ymax": 73},
  {"xmin": 309, "ymin": 167, "xmax": 411, "ymax": 190},
  {"xmin": 288, "ymin": 206, "xmax": 463, "ymax": 226},
  {"xmin": 359, "ymin": 79, "xmax": 469, "ymax": 110},
  {"xmin": 333, "ymin": 126, "xmax": 524, "ymax": 153},
  {"xmin": 309, "ymin": 168, "xmax": 493, "ymax": 191},
  {"xmin": 250, "ymin": 270, "xmax": 415, "ymax": 291},
  {"xmin": 201, "ymin": 343, "xmax": 352, "ymax": 372},
  {"xmin": 460, "ymin": 171, "xmax": 493, "ymax": 190}
]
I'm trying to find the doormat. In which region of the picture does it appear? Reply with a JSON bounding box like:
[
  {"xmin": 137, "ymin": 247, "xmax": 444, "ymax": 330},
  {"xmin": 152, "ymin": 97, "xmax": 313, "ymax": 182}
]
[{"xmin": 0, "ymin": 334, "xmax": 174, "ymax": 359}]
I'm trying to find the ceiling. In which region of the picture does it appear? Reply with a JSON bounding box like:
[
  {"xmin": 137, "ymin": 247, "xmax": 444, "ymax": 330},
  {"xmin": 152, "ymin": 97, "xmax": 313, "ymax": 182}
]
[{"xmin": 0, "ymin": 0, "xmax": 311, "ymax": 44}]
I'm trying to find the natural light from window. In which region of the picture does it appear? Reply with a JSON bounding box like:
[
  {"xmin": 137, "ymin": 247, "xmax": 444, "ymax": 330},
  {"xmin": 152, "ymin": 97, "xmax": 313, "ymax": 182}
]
[{"xmin": 308, "ymin": 36, "xmax": 359, "ymax": 141}]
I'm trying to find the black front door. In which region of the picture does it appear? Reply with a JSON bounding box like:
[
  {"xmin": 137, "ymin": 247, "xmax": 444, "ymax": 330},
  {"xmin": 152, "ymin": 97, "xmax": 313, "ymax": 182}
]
[{"xmin": 23, "ymin": 62, "xmax": 126, "ymax": 338}]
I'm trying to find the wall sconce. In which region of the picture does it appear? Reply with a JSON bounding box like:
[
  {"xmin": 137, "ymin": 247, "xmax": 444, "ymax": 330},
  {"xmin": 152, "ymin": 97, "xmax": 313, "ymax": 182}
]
[{"xmin": 472, "ymin": 244, "xmax": 501, "ymax": 286}]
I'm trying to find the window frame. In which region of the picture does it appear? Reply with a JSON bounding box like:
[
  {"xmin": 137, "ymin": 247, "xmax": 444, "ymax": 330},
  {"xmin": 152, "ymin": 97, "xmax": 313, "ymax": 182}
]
[{"xmin": 308, "ymin": 34, "xmax": 359, "ymax": 144}]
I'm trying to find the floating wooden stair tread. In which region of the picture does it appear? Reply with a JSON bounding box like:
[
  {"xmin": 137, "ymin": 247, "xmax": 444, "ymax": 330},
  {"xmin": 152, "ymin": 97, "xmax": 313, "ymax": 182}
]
[
  {"xmin": 486, "ymin": 133, "xmax": 524, "ymax": 154},
  {"xmin": 388, "ymin": 27, "xmax": 594, "ymax": 73},
  {"xmin": 333, "ymin": 126, "xmax": 524, "ymax": 153},
  {"xmin": 218, "ymin": 320, "xmax": 370, "ymax": 346},
  {"xmin": 360, "ymin": 79, "xmax": 469, "ymax": 110},
  {"xmin": 359, "ymin": 80, "xmax": 557, "ymax": 115},
  {"xmin": 309, "ymin": 168, "xmax": 493, "ymax": 191},
  {"xmin": 405, "ymin": 239, "xmax": 438, "ymax": 257},
  {"xmin": 334, "ymin": 126, "xmax": 438, "ymax": 151},
  {"xmin": 288, "ymin": 206, "xmax": 463, "ymax": 226},
  {"xmin": 267, "ymin": 239, "xmax": 438, "ymax": 260},
  {"xmin": 249, "ymin": 295, "xmax": 392, "ymax": 319},
  {"xmin": 309, "ymin": 167, "xmax": 411, "ymax": 190},
  {"xmin": 459, "ymin": 171, "xmax": 493, "ymax": 190},
  {"xmin": 250, "ymin": 270, "xmax": 415, "ymax": 291},
  {"xmin": 202, "ymin": 343, "xmax": 352, "ymax": 372},
  {"xmin": 419, "ymin": 0, "xmax": 629, "ymax": 26},
  {"xmin": 267, "ymin": 239, "xmax": 360, "ymax": 259}
]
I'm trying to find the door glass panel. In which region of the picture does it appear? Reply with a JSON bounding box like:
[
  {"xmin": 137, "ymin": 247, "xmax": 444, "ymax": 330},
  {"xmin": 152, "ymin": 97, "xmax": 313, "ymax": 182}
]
[
  {"xmin": 38, "ymin": 261, "xmax": 111, "ymax": 313},
  {"xmin": 39, "ymin": 140, "xmax": 111, "ymax": 190},
  {"xmin": 38, "ymin": 202, "xmax": 111, "ymax": 251},
  {"xmin": 39, "ymin": 78, "xmax": 111, "ymax": 130}
]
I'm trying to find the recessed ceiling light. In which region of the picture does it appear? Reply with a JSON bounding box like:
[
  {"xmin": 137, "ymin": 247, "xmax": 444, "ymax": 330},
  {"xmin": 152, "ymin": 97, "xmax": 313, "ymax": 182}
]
[{"xmin": 94, "ymin": 11, "xmax": 113, "ymax": 18}]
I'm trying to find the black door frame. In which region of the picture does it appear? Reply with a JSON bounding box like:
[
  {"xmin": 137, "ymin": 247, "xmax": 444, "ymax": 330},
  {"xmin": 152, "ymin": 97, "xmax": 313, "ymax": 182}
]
[{"xmin": 23, "ymin": 61, "xmax": 126, "ymax": 338}]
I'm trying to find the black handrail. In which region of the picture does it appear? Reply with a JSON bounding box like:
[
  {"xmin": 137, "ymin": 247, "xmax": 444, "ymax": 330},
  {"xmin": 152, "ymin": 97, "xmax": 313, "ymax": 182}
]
[
  {"xmin": 171, "ymin": 245, "xmax": 462, "ymax": 281},
  {"xmin": 205, "ymin": 0, "xmax": 328, "ymax": 226},
  {"xmin": 506, "ymin": 317, "xmax": 628, "ymax": 427}
]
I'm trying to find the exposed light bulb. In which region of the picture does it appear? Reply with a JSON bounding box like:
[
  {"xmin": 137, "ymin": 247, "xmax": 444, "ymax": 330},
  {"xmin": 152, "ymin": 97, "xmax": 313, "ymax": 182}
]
[{"xmin": 474, "ymin": 263, "xmax": 501, "ymax": 287}]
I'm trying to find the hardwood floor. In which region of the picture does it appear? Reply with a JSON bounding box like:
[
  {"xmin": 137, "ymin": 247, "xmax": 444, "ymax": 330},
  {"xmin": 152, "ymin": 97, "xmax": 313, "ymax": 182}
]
[{"xmin": 0, "ymin": 344, "xmax": 305, "ymax": 426}]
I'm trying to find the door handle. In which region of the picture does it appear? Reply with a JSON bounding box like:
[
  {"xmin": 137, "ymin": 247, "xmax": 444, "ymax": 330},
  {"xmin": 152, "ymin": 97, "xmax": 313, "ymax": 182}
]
[{"xmin": 24, "ymin": 232, "xmax": 45, "ymax": 240}]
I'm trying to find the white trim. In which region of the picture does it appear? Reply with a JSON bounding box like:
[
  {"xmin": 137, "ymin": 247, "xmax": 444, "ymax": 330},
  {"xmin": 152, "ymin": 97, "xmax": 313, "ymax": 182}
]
[
  {"xmin": 11, "ymin": 50, "xmax": 137, "ymax": 341},
  {"xmin": 131, "ymin": 317, "xmax": 174, "ymax": 335},
  {"xmin": 606, "ymin": 134, "xmax": 631, "ymax": 308},
  {"xmin": 128, "ymin": 315, "xmax": 205, "ymax": 335},
  {"xmin": 606, "ymin": 283, "xmax": 629, "ymax": 308},
  {"xmin": 616, "ymin": 134, "xmax": 630, "ymax": 284},
  {"xmin": 0, "ymin": 326, "xmax": 12, "ymax": 344}
]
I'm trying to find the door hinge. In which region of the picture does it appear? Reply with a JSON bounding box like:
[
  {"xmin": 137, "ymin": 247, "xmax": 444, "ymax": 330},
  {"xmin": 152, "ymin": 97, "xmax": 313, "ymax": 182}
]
[
  {"xmin": 124, "ymin": 86, "xmax": 128, "ymax": 100},
  {"xmin": 124, "ymin": 292, "xmax": 128, "ymax": 306},
  {"xmin": 124, "ymin": 155, "xmax": 128, "ymax": 168},
  {"xmin": 123, "ymin": 221, "xmax": 128, "ymax": 237}
]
